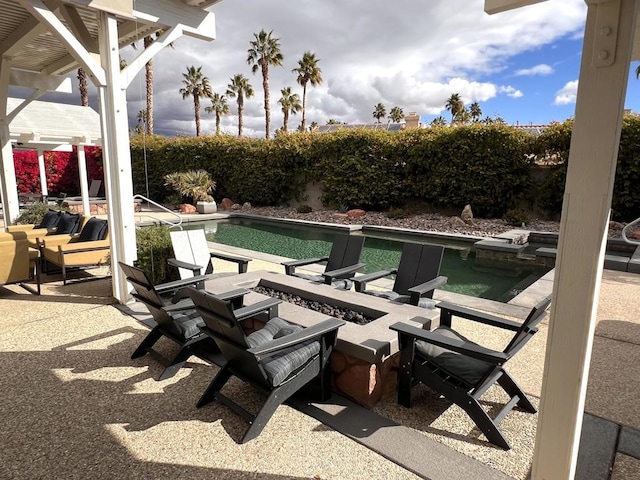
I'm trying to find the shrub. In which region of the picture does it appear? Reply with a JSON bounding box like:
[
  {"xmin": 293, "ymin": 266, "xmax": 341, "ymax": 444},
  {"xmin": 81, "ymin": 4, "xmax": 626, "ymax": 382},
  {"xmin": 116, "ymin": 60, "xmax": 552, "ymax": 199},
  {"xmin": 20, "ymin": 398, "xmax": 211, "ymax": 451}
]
[
  {"xmin": 134, "ymin": 225, "xmax": 179, "ymax": 285},
  {"xmin": 164, "ymin": 169, "xmax": 216, "ymax": 204},
  {"xmin": 14, "ymin": 203, "xmax": 67, "ymax": 225},
  {"xmin": 385, "ymin": 208, "xmax": 410, "ymax": 219},
  {"xmin": 296, "ymin": 204, "xmax": 313, "ymax": 213},
  {"xmin": 503, "ymin": 208, "xmax": 530, "ymax": 227}
]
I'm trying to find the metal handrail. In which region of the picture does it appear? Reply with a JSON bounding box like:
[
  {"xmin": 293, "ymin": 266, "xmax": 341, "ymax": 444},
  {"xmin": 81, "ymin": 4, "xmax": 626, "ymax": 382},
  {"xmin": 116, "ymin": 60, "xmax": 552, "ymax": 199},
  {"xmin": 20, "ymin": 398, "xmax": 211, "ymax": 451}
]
[
  {"xmin": 621, "ymin": 216, "xmax": 640, "ymax": 246},
  {"xmin": 133, "ymin": 194, "xmax": 183, "ymax": 229}
]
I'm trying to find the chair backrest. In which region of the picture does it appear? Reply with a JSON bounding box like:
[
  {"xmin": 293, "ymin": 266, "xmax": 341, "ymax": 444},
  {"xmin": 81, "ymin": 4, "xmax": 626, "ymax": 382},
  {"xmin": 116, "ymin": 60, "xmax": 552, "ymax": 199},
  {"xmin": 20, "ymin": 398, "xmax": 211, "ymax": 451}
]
[
  {"xmin": 393, "ymin": 243, "xmax": 444, "ymax": 296},
  {"xmin": 88, "ymin": 179, "xmax": 102, "ymax": 197},
  {"xmin": 118, "ymin": 262, "xmax": 180, "ymax": 336},
  {"xmin": 504, "ymin": 295, "xmax": 552, "ymax": 356},
  {"xmin": 170, "ymin": 229, "xmax": 213, "ymax": 278},
  {"xmin": 325, "ymin": 234, "xmax": 365, "ymax": 272}
]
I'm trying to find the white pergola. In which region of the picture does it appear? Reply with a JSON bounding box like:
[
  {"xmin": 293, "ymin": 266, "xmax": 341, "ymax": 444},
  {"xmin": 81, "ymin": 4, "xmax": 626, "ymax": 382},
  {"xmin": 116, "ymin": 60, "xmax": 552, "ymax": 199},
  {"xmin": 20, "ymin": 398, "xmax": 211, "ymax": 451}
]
[
  {"xmin": 9, "ymin": 96, "xmax": 102, "ymax": 215},
  {"xmin": 0, "ymin": 0, "xmax": 637, "ymax": 478},
  {"xmin": 0, "ymin": 0, "xmax": 220, "ymax": 304}
]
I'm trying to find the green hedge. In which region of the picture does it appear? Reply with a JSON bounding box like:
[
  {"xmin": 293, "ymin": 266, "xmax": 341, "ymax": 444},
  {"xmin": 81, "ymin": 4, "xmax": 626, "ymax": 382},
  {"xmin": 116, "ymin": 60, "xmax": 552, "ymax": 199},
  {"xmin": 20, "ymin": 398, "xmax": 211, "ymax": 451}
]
[{"xmin": 130, "ymin": 119, "xmax": 640, "ymax": 220}]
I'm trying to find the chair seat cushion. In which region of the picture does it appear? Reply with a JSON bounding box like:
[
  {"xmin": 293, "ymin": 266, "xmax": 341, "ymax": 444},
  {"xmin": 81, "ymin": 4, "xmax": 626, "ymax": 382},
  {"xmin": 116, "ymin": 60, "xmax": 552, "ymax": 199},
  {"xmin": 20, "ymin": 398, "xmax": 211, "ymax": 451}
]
[
  {"xmin": 415, "ymin": 327, "xmax": 495, "ymax": 385},
  {"xmin": 247, "ymin": 317, "xmax": 320, "ymax": 386},
  {"xmin": 366, "ymin": 290, "xmax": 435, "ymax": 309},
  {"xmin": 173, "ymin": 310, "xmax": 206, "ymax": 339}
]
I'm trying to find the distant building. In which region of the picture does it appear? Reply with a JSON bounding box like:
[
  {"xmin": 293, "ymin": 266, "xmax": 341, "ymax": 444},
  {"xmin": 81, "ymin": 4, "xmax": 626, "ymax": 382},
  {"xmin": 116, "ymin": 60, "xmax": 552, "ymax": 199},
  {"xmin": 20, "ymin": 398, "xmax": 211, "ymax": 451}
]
[{"xmin": 314, "ymin": 112, "xmax": 423, "ymax": 133}]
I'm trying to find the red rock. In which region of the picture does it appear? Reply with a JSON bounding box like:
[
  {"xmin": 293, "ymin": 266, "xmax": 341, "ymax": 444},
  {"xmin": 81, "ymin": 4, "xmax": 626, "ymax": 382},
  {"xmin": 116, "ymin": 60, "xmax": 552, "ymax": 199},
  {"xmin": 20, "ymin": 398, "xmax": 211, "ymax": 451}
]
[
  {"xmin": 220, "ymin": 198, "xmax": 235, "ymax": 210},
  {"xmin": 346, "ymin": 209, "xmax": 366, "ymax": 218},
  {"xmin": 334, "ymin": 362, "xmax": 383, "ymax": 408},
  {"xmin": 179, "ymin": 203, "xmax": 197, "ymax": 214}
]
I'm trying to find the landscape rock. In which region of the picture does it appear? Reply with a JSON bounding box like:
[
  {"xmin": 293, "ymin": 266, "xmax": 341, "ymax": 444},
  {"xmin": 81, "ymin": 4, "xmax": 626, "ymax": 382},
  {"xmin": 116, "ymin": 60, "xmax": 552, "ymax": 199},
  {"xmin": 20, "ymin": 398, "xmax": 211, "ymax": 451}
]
[
  {"xmin": 243, "ymin": 202, "xmax": 252, "ymax": 209},
  {"xmin": 220, "ymin": 198, "xmax": 234, "ymax": 210},
  {"xmin": 179, "ymin": 203, "xmax": 197, "ymax": 214},
  {"xmin": 450, "ymin": 216, "xmax": 467, "ymax": 227},
  {"xmin": 231, "ymin": 203, "xmax": 242, "ymax": 210},
  {"xmin": 461, "ymin": 204, "xmax": 474, "ymax": 225},
  {"xmin": 346, "ymin": 209, "xmax": 366, "ymax": 218}
]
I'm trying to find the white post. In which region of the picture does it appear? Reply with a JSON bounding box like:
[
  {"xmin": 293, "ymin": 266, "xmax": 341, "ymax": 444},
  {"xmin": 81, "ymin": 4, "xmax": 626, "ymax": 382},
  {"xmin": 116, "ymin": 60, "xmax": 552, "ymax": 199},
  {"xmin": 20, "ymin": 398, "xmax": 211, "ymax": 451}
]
[
  {"xmin": 96, "ymin": 12, "xmax": 137, "ymax": 302},
  {"xmin": 0, "ymin": 55, "xmax": 19, "ymax": 224},
  {"xmin": 37, "ymin": 148, "xmax": 48, "ymax": 198},
  {"xmin": 532, "ymin": 0, "xmax": 638, "ymax": 478},
  {"xmin": 76, "ymin": 144, "xmax": 90, "ymax": 215}
]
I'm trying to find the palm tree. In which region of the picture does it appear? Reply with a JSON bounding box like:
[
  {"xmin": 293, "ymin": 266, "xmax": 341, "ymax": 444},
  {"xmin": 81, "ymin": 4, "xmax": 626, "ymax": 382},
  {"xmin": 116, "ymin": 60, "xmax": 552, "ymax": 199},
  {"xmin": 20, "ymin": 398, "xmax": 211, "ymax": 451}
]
[
  {"xmin": 204, "ymin": 93, "xmax": 230, "ymax": 135},
  {"xmin": 388, "ymin": 106, "xmax": 404, "ymax": 123},
  {"xmin": 292, "ymin": 51, "xmax": 323, "ymax": 132},
  {"xmin": 247, "ymin": 29, "xmax": 284, "ymax": 138},
  {"xmin": 431, "ymin": 116, "xmax": 447, "ymax": 127},
  {"xmin": 277, "ymin": 87, "xmax": 302, "ymax": 134},
  {"xmin": 636, "ymin": 64, "xmax": 640, "ymax": 79},
  {"xmin": 469, "ymin": 102, "xmax": 482, "ymax": 122},
  {"xmin": 445, "ymin": 93, "xmax": 464, "ymax": 124},
  {"xmin": 77, "ymin": 68, "xmax": 88, "ymax": 106},
  {"xmin": 135, "ymin": 109, "xmax": 147, "ymax": 135},
  {"xmin": 226, "ymin": 74, "xmax": 254, "ymax": 137},
  {"xmin": 179, "ymin": 66, "xmax": 213, "ymax": 137},
  {"xmin": 143, "ymin": 35, "xmax": 154, "ymax": 134},
  {"xmin": 373, "ymin": 103, "xmax": 386, "ymax": 123}
]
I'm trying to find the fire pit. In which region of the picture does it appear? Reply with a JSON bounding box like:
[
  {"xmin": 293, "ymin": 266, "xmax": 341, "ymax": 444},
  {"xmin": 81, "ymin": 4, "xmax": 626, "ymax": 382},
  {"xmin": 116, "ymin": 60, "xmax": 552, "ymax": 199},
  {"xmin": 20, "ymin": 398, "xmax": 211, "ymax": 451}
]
[{"xmin": 205, "ymin": 270, "xmax": 437, "ymax": 407}]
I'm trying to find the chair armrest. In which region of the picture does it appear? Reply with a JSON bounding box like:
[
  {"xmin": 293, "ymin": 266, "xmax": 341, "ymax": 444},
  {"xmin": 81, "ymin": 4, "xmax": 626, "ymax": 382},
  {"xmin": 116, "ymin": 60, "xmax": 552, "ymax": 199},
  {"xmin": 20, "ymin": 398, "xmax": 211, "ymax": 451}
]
[
  {"xmin": 437, "ymin": 301, "xmax": 521, "ymax": 331},
  {"xmin": 214, "ymin": 288, "xmax": 251, "ymax": 301},
  {"xmin": 234, "ymin": 298, "xmax": 282, "ymax": 320},
  {"xmin": 57, "ymin": 240, "xmax": 110, "ymax": 254},
  {"xmin": 249, "ymin": 318, "xmax": 345, "ymax": 361},
  {"xmin": 389, "ymin": 322, "xmax": 508, "ymax": 364},
  {"xmin": 322, "ymin": 262, "xmax": 366, "ymax": 284},
  {"xmin": 162, "ymin": 298, "xmax": 197, "ymax": 313},
  {"xmin": 282, "ymin": 256, "xmax": 329, "ymax": 276},
  {"xmin": 407, "ymin": 275, "xmax": 448, "ymax": 305},
  {"xmin": 167, "ymin": 258, "xmax": 204, "ymax": 276},
  {"xmin": 353, "ymin": 269, "xmax": 397, "ymax": 292},
  {"xmin": 154, "ymin": 275, "xmax": 210, "ymax": 295},
  {"xmin": 211, "ymin": 252, "xmax": 251, "ymax": 273},
  {"xmin": 40, "ymin": 234, "xmax": 74, "ymax": 248}
]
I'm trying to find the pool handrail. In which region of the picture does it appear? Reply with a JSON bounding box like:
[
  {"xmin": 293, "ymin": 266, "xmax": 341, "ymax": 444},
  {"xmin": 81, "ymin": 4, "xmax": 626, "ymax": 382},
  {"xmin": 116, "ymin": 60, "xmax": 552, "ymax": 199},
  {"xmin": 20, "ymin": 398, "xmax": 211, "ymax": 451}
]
[
  {"xmin": 133, "ymin": 194, "xmax": 183, "ymax": 230},
  {"xmin": 622, "ymin": 216, "xmax": 640, "ymax": 246}
]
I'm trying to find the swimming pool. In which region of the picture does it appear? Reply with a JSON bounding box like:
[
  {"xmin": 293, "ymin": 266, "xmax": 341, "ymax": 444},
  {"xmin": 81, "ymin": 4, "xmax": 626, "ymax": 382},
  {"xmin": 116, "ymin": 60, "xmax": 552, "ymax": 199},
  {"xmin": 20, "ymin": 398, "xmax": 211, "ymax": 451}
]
[{"xmin": 184, "ymin": 217, "xmax": 550, "ymax": 302}]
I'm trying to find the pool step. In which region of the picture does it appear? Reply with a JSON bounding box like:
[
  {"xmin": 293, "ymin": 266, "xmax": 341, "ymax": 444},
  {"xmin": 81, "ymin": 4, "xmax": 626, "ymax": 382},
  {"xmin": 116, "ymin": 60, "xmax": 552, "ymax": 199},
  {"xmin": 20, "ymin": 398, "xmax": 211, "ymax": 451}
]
[{"xmin": 535, "ymin": 247, "xmax": 638, "ymax": 272}]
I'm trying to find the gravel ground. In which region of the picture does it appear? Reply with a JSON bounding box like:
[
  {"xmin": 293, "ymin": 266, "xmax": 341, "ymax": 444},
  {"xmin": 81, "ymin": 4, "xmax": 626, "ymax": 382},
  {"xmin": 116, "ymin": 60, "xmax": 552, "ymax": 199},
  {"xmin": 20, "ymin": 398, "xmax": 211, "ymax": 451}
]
[{"xmin": 245, "ymin": 206, "xmax": 561, "ymax": 238}]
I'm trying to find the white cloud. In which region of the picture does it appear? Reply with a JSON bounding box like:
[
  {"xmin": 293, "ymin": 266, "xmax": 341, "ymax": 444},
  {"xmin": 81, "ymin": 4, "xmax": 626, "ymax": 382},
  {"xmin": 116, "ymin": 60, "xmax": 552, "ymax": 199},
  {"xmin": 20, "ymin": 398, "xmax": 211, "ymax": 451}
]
[
  {"xmin": 515, "ymin": 64, "xmax": 554, "ymax": 76},
  {"xmin": 499, "ymin": 86, "xmax": 524, "ymax": 98},
  {"xmin": 554, "ymin": 80, "xmax": 579, "ymax": 105},
  {"xmin": 111, "ymin": 0, "xmax": 588, "ymax": 135}
]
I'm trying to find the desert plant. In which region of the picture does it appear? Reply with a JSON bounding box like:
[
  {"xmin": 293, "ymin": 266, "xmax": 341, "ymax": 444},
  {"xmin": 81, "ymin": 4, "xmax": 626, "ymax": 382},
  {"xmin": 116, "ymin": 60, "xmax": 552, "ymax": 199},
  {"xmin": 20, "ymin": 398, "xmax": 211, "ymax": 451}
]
[
  {"xmin": 385, "ymin": 208, "xmax": 410, "ymax": 220},
  {"xmin": 164, "ymin": 170, "xmax": 216, "ymax": 205},
  {"xmin": 296, "ymin": 204, "xmax": 313, "ymax": 213},
  {"xmin": 503, "ymin": 208, "xmax": 530, "ymax": 227}
]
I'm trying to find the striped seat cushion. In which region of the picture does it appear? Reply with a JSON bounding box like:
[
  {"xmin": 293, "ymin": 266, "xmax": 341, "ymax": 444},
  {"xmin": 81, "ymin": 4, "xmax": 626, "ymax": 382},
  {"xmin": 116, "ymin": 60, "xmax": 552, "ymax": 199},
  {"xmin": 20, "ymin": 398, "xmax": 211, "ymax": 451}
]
[
  {"xmin": 247, "ymin": 317, "xmax": 320, "ymax": 386},
  {"xmin": 365, "ymin": 290, "xmax": 435, "ymax": 309},
  {"xmin": 292, "ymin": 272, "xmax": 353, "ymax": 290},
  {"xmin": 173, "ymin": 310, "xmax": 206, "ymax": 339}
]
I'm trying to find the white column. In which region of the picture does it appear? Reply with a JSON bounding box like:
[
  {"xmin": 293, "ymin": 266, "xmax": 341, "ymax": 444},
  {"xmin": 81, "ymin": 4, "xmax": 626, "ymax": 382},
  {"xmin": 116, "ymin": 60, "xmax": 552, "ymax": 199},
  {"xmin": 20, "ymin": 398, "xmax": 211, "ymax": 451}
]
[
  {"xmin": 0, "ymin": 122, "xmax": 19, "ymax": 224},
  {"xmin": 76, "ymin": 144, "xmax": 89, "ymax": 215},
  {"xmin": 532, "ymin": 0, "xmax": 638, "ymax": 478},
  {"xmin": 96, "ymin": 12, "xmax": 136, "ymax": 303},
  {"xmin": 37, "ymin": 148, "xmax": 48, "ymax": 198}
]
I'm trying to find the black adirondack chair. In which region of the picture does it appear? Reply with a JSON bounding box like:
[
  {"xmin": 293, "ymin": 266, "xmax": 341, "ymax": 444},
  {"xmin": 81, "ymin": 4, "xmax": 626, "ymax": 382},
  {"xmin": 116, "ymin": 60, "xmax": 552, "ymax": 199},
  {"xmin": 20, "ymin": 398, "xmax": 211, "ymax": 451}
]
[
  {"xmin": 119, "ymin": 262, "xmax": 260, "ymax": 380},
  {"xmin": 186, "ymin": 286, "xmax": 345, "ymax": 443},
  {"xmin": 389, "ymin": 295, "xmax": 552, "ymax": 449},
  {"xmin": 282, "ymin": 234, "xmax": 365, "ymax": 287},
  {"xmin": 353, "ymin": 243, "xmax": 448, "ymax": 308}
]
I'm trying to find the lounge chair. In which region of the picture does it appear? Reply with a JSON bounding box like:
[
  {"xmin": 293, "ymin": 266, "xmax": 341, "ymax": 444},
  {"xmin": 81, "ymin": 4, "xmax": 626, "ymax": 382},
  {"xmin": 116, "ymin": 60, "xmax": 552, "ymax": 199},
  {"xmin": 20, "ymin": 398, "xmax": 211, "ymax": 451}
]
[
  {"xmin": 353, "ymin": 243, "xmax": 448, "ymax": 308},
  {"xmin": 40, "ymin": 216, "xmax": 109, "ymax": 285},
  {"xmin": 282, "ymin": 234, "xmax": 365, "ymax": 287},
  {"xmin": 6, "ymin": 208, "xmax": 72, "ymax": 245},
  {"xmin": 186, "ymin": 286, "xmax": 345, "ymax": 443},
  {"xmin": 119, "ymin": 262, "xmax": 267, "ymax": 380},
  {"xmin": 389, "ymin": 295, "xmax": 552, "ymax": 449},
  {"xmin": 168, "ymin": 230, "xmax": 251, "ymax": 288}
]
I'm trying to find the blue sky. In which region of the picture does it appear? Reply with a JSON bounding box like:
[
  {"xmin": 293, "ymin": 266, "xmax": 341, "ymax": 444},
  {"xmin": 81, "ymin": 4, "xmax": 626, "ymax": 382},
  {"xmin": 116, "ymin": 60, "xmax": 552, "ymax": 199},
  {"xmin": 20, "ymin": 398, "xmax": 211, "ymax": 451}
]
[{"xmin": 34, "ymin": 0, "xmax": 640, "ymax": 137}]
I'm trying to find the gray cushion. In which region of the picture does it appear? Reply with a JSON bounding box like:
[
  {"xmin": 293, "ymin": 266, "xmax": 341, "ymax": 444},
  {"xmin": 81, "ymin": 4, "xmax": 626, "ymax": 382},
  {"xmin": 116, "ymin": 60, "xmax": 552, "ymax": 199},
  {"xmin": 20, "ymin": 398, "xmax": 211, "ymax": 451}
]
[
  {"xmin": 366, "ymin": 290, "xmax": 435, "ymax": 309},
  {"xmin": 174, "ymin": 310, "xmax": 205, "ymax": 339},
  {"xmin": 415, "ymin": 327, "xmax": 495, "ymax": 385},
  {"xmin": 77, "ymin": 217, "xmax": 108, "ymax": 242},
  {"xmin": 293, "ymin": 273, "xmax": 353, "ymax": 290},
  {"xmin": 246, "ymin": 317, "xmax": 320, "ymax": 386}
]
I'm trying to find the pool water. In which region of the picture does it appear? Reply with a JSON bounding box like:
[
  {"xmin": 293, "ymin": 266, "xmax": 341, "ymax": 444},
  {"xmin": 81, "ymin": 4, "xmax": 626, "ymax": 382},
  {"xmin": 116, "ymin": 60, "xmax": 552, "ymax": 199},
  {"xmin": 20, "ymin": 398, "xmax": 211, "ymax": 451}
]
[{"xmin": 185, "ymin": 218, "xmax": 549, "ymax": 302}]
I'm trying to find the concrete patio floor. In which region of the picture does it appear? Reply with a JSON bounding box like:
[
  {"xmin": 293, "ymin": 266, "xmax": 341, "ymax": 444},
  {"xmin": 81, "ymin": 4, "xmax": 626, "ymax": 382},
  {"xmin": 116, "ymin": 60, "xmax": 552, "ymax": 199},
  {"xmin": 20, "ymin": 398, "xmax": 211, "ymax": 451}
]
[{"xmin": 1, "ymin": 212, "xmax": 639, "ymax": 479}]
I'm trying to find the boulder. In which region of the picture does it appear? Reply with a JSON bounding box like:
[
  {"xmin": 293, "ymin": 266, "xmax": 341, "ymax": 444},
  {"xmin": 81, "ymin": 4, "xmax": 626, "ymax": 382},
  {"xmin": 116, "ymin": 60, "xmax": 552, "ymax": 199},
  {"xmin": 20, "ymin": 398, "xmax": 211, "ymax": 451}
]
[
  {"xmin": 450, "ymin": 216, "xmax": 467, "ymax": 227},
  {"xmin": 461, "ymin": 204, "xmax": 474, "ymax": 225},
  {"xmin": 346, "ymin": 209, "xmax": 366, "ymax": 218},
  {"xmin": 231, "ymin": 203, "xmax": 242, "ymax": 210},
  {"xmin": 242, "ymin": 202, "xmax": 252, "ymax": 209},
  {"xmin": 179, "ymin": 203, "xmax": 197, "ymax": 214},
  {"xmin": 220, "ymin": 198, "xmax": 234, "ymax": 210}
]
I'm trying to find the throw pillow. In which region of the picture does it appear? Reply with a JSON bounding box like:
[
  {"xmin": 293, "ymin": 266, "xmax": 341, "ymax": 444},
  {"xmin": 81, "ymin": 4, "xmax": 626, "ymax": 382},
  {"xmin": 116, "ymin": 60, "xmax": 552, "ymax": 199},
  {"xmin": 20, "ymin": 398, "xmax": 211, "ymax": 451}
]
[
  {"xmin": 36, "ymin": 209, "xmax": 61, "ymax": 229},
  {"xmin": 77, "ymin": 218, "xmax": 108, "ymax": 242},
  {"xmin": 56, "ymin": 212, "xmax": 82, "ymax": 234}
]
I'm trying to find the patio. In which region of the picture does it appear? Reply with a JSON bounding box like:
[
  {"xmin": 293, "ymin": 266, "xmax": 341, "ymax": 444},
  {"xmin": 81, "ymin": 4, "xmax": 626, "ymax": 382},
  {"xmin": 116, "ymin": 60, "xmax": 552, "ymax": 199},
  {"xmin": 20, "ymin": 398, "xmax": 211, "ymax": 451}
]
[{"xmin": 1, "ymin": 234, "xmax": 638, "ymax": 479}]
